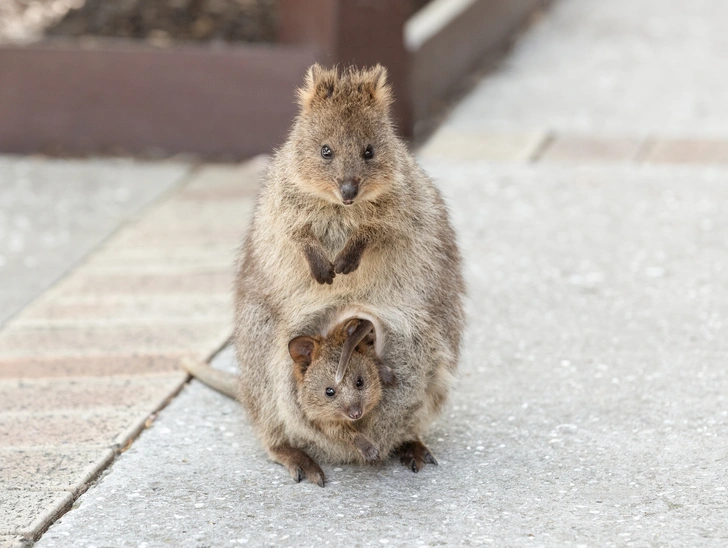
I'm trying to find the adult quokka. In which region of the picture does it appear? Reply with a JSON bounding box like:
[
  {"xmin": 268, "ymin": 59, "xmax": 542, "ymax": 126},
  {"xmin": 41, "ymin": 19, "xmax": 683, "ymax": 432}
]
[{"xmin": 234, "ymin": 65, "xmax": 464, "ymax": 485}]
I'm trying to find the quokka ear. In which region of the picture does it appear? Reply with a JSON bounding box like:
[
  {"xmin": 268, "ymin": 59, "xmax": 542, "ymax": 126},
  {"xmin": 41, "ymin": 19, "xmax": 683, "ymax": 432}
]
[
  {"xmin": 344, "ymin": 318, "xmax": 361, "ymax": 337},
  {"xmin": 367, "ymin": 64, "xmax": 393, "ymax": 109},
  {"xmin": 336, "ymin": 319, "xmax": 375, "ymax": 385},
  {"xmin": 289, "ymin": 336, "xmax": 319, "ymax": 379},
  {"xmin": 343, "ymin": 319, "xmax": 375, "ymax": 353},
  {"xmin": 355, "ymin": 328, "xmax": 376, "ymax": 353},
  {"xmin": 297, "ymin": 63, "xmax": 337, "ymax": 112}
]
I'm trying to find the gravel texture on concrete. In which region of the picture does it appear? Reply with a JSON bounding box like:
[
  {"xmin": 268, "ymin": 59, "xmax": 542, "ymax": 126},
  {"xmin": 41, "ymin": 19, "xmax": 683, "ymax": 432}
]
[
  {"xmin": 0, "ymin": 156, "xmax": 189, "ymax": 328},
  {"xmin": 36, "ymin": 164, "xmax": 728, "ymax": 547}
]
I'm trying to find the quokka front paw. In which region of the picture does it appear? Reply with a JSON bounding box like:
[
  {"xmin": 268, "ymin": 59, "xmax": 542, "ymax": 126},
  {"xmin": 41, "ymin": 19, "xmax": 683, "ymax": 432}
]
[
  {"xmin": 333, "ymin": 248, "xmax": 362, "ymax": 275},
  {"xmin": 308, "ymin": 253, "xmax": 336, "ymax": 285}
]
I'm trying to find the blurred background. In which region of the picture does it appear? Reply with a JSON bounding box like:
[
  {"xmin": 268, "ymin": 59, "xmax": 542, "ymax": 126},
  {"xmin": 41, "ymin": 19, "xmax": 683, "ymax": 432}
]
[{"xmin": 0, "ymin": 0, "xmax": 544, "ymax": 159}]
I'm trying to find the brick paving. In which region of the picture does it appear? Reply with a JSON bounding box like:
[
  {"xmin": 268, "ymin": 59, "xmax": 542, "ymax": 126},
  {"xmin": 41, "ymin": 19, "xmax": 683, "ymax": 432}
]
[
  {"xmin": 421, "ymin": 128, "xmax": 728, "ymax": 166},
  {"xmin": 0, "ymin": 159, "xmax": 263, "ymax": 541},
  {"xmin": 644, "ymin": 138, "xmax": 728, "ymax": 165},
  {"xmin": 537, "ymin": 134, "xmax": 645, "ymax": 164}
]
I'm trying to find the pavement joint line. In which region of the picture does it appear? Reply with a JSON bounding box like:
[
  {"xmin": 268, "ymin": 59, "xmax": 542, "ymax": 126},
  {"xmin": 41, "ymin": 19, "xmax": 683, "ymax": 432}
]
[
  {"xmin": 111, "ymin": 372, "xmax": 189, "ymax": 450},
  {"xmin": 0, "ymin": 405, "xmax": 176, "ymax": 420},
  {"xmin": 80, "ymin": 264, "xmax": 234, "ymax": 274},
  {"xmin": 10, "ymin": 318, "xmax": 232, "ymax": 328},
  {"xmin": 528, "ymin": 130, "xmax": 556, "ymax": 162},
  {"xmin": 22, "ymin": 293, "xmax": 233, "ymax": 305},
  {"xmin": 633, "ymin": 135, "xmax": 657, "ymax": 164},
  {"xmin": 0, "ymin": 371, "xmax": 194, "ymax": 386}
]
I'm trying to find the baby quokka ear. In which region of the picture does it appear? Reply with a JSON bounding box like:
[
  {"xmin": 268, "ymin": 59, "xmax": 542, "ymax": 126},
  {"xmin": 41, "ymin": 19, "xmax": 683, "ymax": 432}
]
[
  {"xmin": 289, "ymin": 336, "xmax": 320, "ymax": 382},
  {"xmin": 343, "ymin": 318, "xmax": 376, "ymax": 354}
]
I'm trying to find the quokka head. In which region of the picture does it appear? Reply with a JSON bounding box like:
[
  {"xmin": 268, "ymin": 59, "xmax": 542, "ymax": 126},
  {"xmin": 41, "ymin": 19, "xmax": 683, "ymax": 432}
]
[
  {"xmin": 289, "ymin": 64, "xmax": 399, "ymax": 206},
  {"xmin": 289, "ymin": 318, "xmax": 396, "ymax": 425}
]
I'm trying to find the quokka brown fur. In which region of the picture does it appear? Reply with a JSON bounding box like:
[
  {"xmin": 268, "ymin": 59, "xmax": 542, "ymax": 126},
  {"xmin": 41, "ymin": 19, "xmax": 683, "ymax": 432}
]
[{"xmin": 234, "ymin": 64, "xmax": 465, "ymax": 485}]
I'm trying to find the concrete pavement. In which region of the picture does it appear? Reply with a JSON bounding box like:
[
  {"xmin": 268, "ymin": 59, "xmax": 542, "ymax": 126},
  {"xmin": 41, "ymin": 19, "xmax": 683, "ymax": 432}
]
[{"xmin": 4, "ymin": 0, "xmax": 728, "ymax": 545}]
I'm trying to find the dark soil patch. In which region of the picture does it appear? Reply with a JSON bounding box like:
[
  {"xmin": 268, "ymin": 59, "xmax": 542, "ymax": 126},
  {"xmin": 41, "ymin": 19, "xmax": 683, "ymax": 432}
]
[
  {"xmin": 44, "ymin": 0, "xmax": 432, "ymax": 45},
  {"xmin": 46, "ymin": 0, "xmax": 278, "ymax": 44}
]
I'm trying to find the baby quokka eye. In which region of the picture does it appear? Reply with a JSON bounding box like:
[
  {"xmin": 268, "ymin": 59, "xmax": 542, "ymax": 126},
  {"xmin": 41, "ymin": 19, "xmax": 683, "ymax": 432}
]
[
  {"xmin": 363, "ymin": 145, "xmax": 374, "ymax": 160},
  {"xmin": 325, "ymin": 387, "xmax": 336, "ymax": 397},
  {"xmin": 355, "ymin": 377, "xmax": 364, "ymax": 389},
  {"xmin": 321, "ymin": 145, "xmax": 333, "ymax": 159}
]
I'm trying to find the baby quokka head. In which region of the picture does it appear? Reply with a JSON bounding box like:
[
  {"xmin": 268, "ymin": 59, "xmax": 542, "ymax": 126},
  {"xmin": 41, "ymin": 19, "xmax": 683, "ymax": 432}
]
[
  {"xmin": 291, "ymin": 64, "xmax": 398, "ymax": 206},
  {"xmin": 289, "ymin": 319, "xmax": 396, "ymax": 425}
]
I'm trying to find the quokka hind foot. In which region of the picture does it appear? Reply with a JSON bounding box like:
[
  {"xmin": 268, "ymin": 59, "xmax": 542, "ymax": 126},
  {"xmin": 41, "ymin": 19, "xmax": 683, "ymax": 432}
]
[
  {"xmin": 269, "ymin": 444, "xmax": 326, "ymax": 487},
  {"xmin": 396, "ymin": 439, "xmax": 438, "ymax": 473}
]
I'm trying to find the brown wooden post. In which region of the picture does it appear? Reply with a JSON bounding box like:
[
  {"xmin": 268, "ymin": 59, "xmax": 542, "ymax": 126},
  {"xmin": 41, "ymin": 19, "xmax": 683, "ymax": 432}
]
[{"xmin": 278, "ymin": 0, "xmax": 413, "ymax": 137}]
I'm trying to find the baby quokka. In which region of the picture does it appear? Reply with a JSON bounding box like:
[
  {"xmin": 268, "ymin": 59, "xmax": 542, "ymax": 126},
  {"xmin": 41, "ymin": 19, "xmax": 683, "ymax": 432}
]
[
  {"xmin": 284, "ymin": 317, "xmax": 396, "ymax": 485},
  {"xmin": 185, "ymin": 315, "xmax": 407, "ymax": 486}
]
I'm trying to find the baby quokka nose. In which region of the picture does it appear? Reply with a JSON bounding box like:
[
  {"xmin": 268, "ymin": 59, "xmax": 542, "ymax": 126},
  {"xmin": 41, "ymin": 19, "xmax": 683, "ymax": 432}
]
[
  {"xmin": 347, "ymin": 405, "xmax": 363, "ymax": 420},
  {"xmin": 339, "ymin": 179, "xmax": 359, "ymax": 204}
]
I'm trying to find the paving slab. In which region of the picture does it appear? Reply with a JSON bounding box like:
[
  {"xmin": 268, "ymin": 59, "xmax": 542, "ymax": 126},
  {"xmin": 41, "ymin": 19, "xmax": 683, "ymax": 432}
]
[
  {"xmin": 0, "ymin": 324, "xmax": 230, "ymax": 359},
  {"xmin": 50, "ymin": 270, "xmax": 233, "ymax": 298},
  {"xmin": 14, "ymin": 294, "xmax": 232, "ymax": 326},
  {"xmin": 0, "ymin": 374, "xmax": 189, "ymax": 413},
  {"xmin": 645, "ymin": 138, "xmax": 728, "ymax": 165},
  {"xmin": 35, "ymin": 164, "xmax": 728, "ymax": 547},
  {"xmin": 418, "ymin": 128, "xmax": 547, "ymax": 162},
  {"xmin": 0, "ymin": 490, "xmax": 72, "ymax": 536},
  {"xmin": 0, "ymin": 536, "xmax": 26, "ymax": 548},
  {"xmin": 537, "ymin": 134, "xmax": 645, "ymax": 164},
  {"xmin": 0, "ymin": 355, "xmax": 189, "ymax": 379},
  {"xmin": 0, "ymin": 446, "xmax": 114, "ymax": 493},
  {"xmin": 445, "ymin": 0, "xmax": 728, "ymax": 136},
  {"xmin": 0, "ymin": 409, "xmax": 150, "ymax": 448},
  {"xmin": 177, "ymin": 158, "xmax": 266, "ymax": 199},
  {"xmin": 0, "ymin": 156, "xmax": 190, "ymax": 328}
]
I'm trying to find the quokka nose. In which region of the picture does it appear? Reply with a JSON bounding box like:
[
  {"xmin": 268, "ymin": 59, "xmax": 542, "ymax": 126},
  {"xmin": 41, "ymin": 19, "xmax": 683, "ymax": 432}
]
[
  {"xmin": 347, "ymin": 406, "xmax": 363, "ymax": 420},
  {"xmin": 339, "ymin": 181, "xmax": 359, "ymax": 203}
]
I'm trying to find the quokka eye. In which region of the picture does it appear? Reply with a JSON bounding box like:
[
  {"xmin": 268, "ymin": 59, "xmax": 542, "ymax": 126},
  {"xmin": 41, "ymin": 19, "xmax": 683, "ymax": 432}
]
[
  {"xmin": 355, "ymin": 377, "xmax": 364, "ymax": 389},
  {"xmin": 363, "ymin": 145, "xmax": 374, "ymax": 160},
  {"xmin": 321, "ymin": 145, "xmax": 333, "ymax": 159},
  {"xmin": 325, "ymin": 387, "xmax": 336, "ymax": 397}
]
